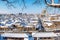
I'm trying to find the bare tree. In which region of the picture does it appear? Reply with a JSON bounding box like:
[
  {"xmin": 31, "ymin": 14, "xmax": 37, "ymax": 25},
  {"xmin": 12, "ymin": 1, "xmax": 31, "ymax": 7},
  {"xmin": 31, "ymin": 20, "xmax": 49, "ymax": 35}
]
[
  {"xmin": 1, "ymin": 0, "xmax": 60, "ymax": 10},
  {"xmin": 33, "ymin": 0, "xmax": 41, "ymax": 5},
  {"xmin": 45, "ymin": 0, "xmax": 60, "ymax": 8},
  {"xmin": 22, "ymin": 0, "xmax": 26, "ymax": 10},
  {"xmin": 1, "ymin": 0, "xmax": 17, "ymax": 8}
]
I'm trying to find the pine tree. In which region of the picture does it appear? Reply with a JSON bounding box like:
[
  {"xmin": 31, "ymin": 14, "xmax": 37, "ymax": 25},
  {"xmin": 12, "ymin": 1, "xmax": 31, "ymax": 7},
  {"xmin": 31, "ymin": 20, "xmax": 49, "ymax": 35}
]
[{"xmin": 36, "ymin": 17, "xmax": 45, "ymax": 32}]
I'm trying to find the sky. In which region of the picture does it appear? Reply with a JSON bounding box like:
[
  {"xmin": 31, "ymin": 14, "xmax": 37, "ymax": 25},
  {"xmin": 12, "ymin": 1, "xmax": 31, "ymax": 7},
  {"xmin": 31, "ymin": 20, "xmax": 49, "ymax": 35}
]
[{"xmin": 0, "ymin": 0, "xmax": 60, "ymax": 14}]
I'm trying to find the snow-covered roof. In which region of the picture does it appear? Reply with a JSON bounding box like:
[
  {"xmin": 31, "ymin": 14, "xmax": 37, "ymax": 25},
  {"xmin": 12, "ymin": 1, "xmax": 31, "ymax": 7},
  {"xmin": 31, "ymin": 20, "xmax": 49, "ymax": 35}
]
[
  {"xmin": 32, "ymin": 32, "xmax": 57, "ymax": 37},
  {"xmin": 1, "ymin": 33, "xmax": 28, "ymax": 38},
  {"xmin": 44, "ymin": 22, "xmax": 53, "ymax": 26},
  {"xmin": 55, "ymin": 33, "xmax": 60, "ymax": 36},
  {"xmin": 30, "ymin": 21, "xmax": 38, "ymax": 22},
  {"xmin": 31, "ymin": 17, "xmax": 38, "ymax": 19},
  {"xmin": 25, "ymin": 25, "xmax": 33, "ymax": 27},
  {"xmin": 44, "ymin": 20, "xmax": 60, "ymax": 22},
  {"xmin": 51, "ymin": 20, "xmax": 60, "ymax": 22},
  {"xmin": 0, "ymin": 26, "xmax": 8, "ymax": 28},
  {"xmin": 43, "ymin": 20, "xmax": 51, "ymax": 22},
  {"xmin": 5, "ymin": 24, "xmax": 12, "ymax": 26},
  {"xmin": 49, "ymin": 15, "xmax": 57, "ymax": 17}
]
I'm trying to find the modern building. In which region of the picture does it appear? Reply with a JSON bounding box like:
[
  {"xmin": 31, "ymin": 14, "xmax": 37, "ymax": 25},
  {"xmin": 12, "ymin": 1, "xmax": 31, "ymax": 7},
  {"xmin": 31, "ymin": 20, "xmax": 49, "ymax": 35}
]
[
  {"xmin": 32, "ymin": 32, "xmax": 57, "ymax": 40},
  {"xmin": 1, "ymin": 33, "xmax": 29, "ymax": 40}
]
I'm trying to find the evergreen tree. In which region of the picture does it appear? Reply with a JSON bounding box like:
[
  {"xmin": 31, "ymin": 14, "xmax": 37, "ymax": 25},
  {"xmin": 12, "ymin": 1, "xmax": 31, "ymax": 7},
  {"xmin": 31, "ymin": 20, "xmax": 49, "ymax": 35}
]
[{"xmin": 36, "ymin": 17, "xmax": 45, "ymax": 32}]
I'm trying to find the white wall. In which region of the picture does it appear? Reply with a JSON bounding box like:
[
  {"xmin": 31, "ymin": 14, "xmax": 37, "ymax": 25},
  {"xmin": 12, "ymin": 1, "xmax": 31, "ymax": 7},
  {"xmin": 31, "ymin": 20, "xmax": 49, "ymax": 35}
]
[{"xmin": 24, "ymin": 38, "xmax": 28, "ymax": 40}]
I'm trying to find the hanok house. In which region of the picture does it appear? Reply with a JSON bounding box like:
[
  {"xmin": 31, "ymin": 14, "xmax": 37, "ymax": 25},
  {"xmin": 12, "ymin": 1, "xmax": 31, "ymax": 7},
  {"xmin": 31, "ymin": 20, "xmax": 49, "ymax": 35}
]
[
  {"xmin": 32, "ymin": 32, "xmax": 57, "ymax": 40},
  {"xmin": 51, "ymin": 20, "xmax": 60, "ymax": 31},
  {"xmin": 43, "ymin": 20, "xmax": 56, "ymax": 31},
  {"xmin": 1, "ymin": 33, "xmax": 28, "ymax": 40},
  {"xmin": 55, "ymin": 33, "xmax": 60, "ymax": 40}
]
